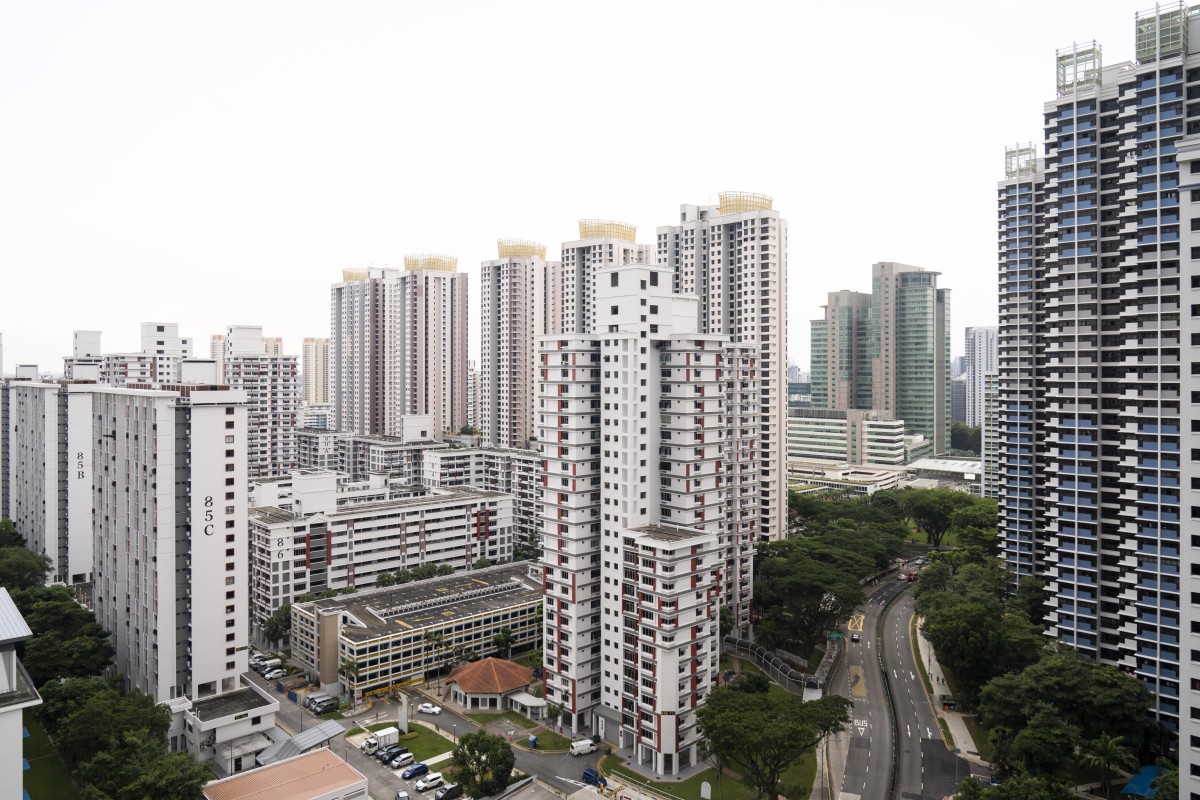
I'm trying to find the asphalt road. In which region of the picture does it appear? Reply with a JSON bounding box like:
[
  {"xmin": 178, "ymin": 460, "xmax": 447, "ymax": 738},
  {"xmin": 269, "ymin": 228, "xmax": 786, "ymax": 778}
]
[
  {"xmin": 243, "ymin": 671, "xmax": 591, "ymax": 799},
  {"xmin": 883, "ymin": 590, "xmax": 973, "ymax": 800},
  {"xmin": 832, "ymin": 578, "xmax": 910, "ymax": 800}
]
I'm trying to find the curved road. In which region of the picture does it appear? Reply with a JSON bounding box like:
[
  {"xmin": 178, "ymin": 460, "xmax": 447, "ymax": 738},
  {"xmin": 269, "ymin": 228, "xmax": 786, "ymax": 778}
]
[
  {"xmin": 884, "ymin": 591, "xmax": 971, "ymax": 800},
  {"xmin": 830, "ymin": 578, "xmax": 908, "ymax": 800}
]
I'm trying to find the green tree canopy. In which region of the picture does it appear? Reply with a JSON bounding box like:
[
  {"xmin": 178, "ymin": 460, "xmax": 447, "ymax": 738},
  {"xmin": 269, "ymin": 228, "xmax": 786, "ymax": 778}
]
[
  {"xmin": 900, "ymin": 488, "xmax": 975, "ymax": 548},
  {"xmin": 449, "ymin": 731, "xmax": 515, "ymax": 798},
  {"xmin": 956, "ymin": 774, "xmax": 1073, "ymax": 800},
  {"xmin": 951, "ymin": 422, "xmax": 982, "ymax": 454},
  {"xmin": 78, "ymin": 728, "xmax": 211, "ymax": 800},
  {"xmin": 978, "ymin": 648, "xmax": 1153, "ymax": 750},
  {"xmin": 1012, "ymin": 704, "xmax": 1080, "ymax": 778},
  {"xmin": 10, "ymin": 585, "xmax": 114, "ymax": 686},
  {"xmin": 263, "ymin": 604, "xmax": 291, "ymax": 649},
  {"xmin": 491, "ymin": 626, "xmax": 514, "ymax": 658},
  {"xmin": 38, "ymin": 676, "xmax": 119, "ymax": 734},
  {"xmin": 0, "ymin": 517, "xmax": 26, "ymax": 548},
  {"xmin": 0, "ymin": 546, "xmax": 52, "ymax": 589},
  {"xmin": 696, "ymin": 688, "xmax": 850, "ymax": 800},
  {"xmin": 57, "ymin": 688, "xmax": 170, "ymax": 765}
]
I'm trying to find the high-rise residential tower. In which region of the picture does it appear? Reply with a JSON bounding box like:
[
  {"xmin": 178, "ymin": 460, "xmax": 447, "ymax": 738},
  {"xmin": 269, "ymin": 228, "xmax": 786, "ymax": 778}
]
[
  {"xmin": 91, "ymin": 365, "xmax": 249, "ymax": 705},
  {"xmin": 999, "ymin": 5, "xmax": 1197, "ymax": 737},
  {"xmin": 539, "ymin": 263, "xmax": 756, "ymax": 774},
  {"xmin": 963, "ymin": 326, "xmax": 998, "ymax": 428},
  {"xmin": 302, "ymin": 337, "xmax": 330, "ymax": 405},
  {"xmin": 561, "ymin": 221, "xmax": 652, "ymax": 334},
  {"xmin": 222, "ymin": 325, "xmax": 299, "ymax": 479},
  {"xmin": 330, "ymin": 260, "xmax": 468, "ymax": 438},
  {"xmin": 657, "ymin": 193, "xmax": 788, "ymax": 540},
  {"xmin": 480, "ymin": 240, "xmax": 562, "ymax": 450}
]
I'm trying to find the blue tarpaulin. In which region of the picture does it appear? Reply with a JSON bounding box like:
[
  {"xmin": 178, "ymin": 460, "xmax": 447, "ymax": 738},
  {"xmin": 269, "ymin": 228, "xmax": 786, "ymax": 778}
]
[{"xmin": 1121, "ymin": 765, "xmax": 1161, "ymax": 798}]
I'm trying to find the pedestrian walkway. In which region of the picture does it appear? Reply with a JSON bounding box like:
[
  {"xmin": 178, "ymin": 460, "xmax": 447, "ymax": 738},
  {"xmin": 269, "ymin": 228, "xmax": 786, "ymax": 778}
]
[{"xmin": 912, "ymin": 617, "xmax": 988, "ymax": 767}]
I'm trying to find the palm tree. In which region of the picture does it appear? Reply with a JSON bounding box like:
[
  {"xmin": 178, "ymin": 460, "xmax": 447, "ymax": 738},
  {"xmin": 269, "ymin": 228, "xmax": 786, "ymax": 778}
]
[
  {"xmin": 492, "ymin": 626, "xmax": 515, "ymax": 658},
  {"xmin": 1078, "ymin": 733, "xmax": 1138, "ymax": 797},
  {"xmin": 987, "ymin": 726, "xmax": 1017, "ymax": 780}
]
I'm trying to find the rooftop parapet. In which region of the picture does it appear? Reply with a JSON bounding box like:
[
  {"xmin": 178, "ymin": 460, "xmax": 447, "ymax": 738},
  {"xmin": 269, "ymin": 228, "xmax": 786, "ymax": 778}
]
[
  {"xmin": 718, "ymin": 191, "xmax": 773, "ymax": 215},
  {"xmin": 403, "ymin": 253, "xmax": 458, "ymax": 272},
  {"xmin": 578, "ymin": 219, "xmax": 637, "ymax": 240},
  {"xmin": 497, "ymin": 239, "xmax": 547, "ymax": 259}
]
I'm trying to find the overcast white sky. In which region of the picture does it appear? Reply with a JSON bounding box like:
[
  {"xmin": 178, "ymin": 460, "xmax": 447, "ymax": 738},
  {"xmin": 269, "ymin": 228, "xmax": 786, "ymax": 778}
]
[{"xmin": 0, "ymin": 1, "xmax": 1145, "ymax": 375}]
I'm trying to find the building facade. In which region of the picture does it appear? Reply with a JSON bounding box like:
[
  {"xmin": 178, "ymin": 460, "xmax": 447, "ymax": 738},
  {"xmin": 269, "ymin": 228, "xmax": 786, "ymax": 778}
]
[
  {"xmin": 999, "ymin": 6, "xmax": 1196, "ymax": 739},
  {"xmin": 657, "ymin": 193, "xmax": 788, "ymax": 540},
  {"xmin": 249, "ymin": 474, "xmax": 512, "ymax": 636},
  {"xmin": 809, "ymin": 290, "xmax": 873, "ymax": 412},
  {"xmin": 301, "ymin": 337, "xmax": 330, "ymax": 406},
  {"xmin": 786, "ymin": 408, "xmax": 908, "ymax": 467},
  {"xmin": 964, "ymin": 326, "xmax": 998, "ymax": 428},
  {"xmin": 91, "ymin": 376, "xmax": 250, "ymax": 705},
  {"xmin": 538, "ymin": 263, "xmax": 754, "ymax": 775},
  {"xmin": 222, "ymin": 326, "xmax": 299, "ymax": 480},
  {"xmin": 480, "ymin": 240, "xmax": 562, "ymax": 450}
]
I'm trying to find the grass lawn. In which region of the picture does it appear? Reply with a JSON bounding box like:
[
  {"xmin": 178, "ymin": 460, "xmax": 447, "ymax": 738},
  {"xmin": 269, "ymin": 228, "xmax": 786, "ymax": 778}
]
[
  {"xmin": 23, "ymin": 709, "xmax": 82, "ymax": 800},
  {"xmin": 601, "ymin": 750, "xmax": 816, "ymax": 800},
  {"xmin": 400, "ymin": 725, "xmax": 456, "ymax": 761},
  {"xmin": 962, "ymin": 715, "xmax": 991, "ymax": 762},
  {"xmin": 465, "ymin": 710, "xmax": 538, "ymax": 729},
  {"xmin": 526, "ymin": 729, "xmax": 572, "ymax": 750},
  {"xmin": 346, "ymin": 721, "xmax": 402, "ymax": 737}
]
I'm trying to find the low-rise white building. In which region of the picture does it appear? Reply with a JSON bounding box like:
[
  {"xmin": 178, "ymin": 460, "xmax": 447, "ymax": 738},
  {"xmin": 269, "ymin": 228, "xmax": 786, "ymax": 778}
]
[
  {"xmin": 290, "ymin": 563, "xmax": 541, "ymax": 699},
  {"xmin": 182, "ymin": 685, "xmax": 280, "ymax": 777},
  {"xmin": 0, "ymin": 589, "xmax": 41, "ymax": 800},
  {"xmin": 787, "ymin": 408, "xmax": 907, "ymax": 467},
  {"xmin": 249, "ymin": 471, "xmax": 513, "ymax": 636}
]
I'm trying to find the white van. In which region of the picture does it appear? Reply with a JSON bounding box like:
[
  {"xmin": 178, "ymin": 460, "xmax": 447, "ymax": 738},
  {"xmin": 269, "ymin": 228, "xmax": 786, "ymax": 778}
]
[{"xmin": 570, "ymin": 739, "xmax": 597, "ymax": 756}]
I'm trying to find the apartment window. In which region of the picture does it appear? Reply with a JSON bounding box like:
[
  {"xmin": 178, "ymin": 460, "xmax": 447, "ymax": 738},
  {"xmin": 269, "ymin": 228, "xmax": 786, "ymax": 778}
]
[
  {"xmin": 225, "ymin": 421, "xmax": 235, "ymax": 429},
  {"xmin": 611, "ymin": 274, "xmax": 619, "ymax": 287},
  {"xmin": 225, "ymin": 407, "xmax": 234, "ymax": 415},
  {"xmin": 611, "ymin": 306, "xmax": 619, "ymax": 315},
  {"xmin": 650, "ymin": 272, "xmax": 659, "ymax": 286}
]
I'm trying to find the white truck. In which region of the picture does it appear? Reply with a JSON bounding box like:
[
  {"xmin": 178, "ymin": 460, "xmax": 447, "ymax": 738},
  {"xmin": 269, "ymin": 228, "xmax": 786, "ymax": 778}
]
[{"xmin": 362, "ymin": 726, "xmax": 400, "ymax": 754}]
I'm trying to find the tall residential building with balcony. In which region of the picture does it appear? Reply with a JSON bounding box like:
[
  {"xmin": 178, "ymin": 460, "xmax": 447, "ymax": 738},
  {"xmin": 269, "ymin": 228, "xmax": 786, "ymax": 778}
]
[
  {"xmin": 480, "ymin": 240, "xmax": 563, "ymax": 450},
  {"xmin": 331, "ymin": 260, "xmax": 468, "ymax": 438},
  {"xmin": 561, "ymin": 220, "xmax": 652, "ymax": 334},
  {"xmin": 538, "ymin": 263, "xmax": 755, "ymax": 775},
  {"xmin": 999, "ymin": 5, "xmax": 1200, "ymax": 740},
  {"xmin": 2, "ymin": 376, "xmax": 98, "ymax": 585},
  {"xmin": 981, "ymin": 371, "xmax": 1000, "ymax": 498},
  {"xmin": 302, "ymin": 337, "xmax": 330, "ymax": 406},
  {"xmin": 964, "ymin": 326, "xmax": 999, "ymax": 427},
  {"xmin": 91, "ymin": 365, "xmax": 249, "ymax": 707},
  {"xmin": 222, "ymin": 325, "xmax": 299, "ymax": 479},
  {"xmin": 657, "ymin": 192, "xmax": 788, "ymax": 540}
]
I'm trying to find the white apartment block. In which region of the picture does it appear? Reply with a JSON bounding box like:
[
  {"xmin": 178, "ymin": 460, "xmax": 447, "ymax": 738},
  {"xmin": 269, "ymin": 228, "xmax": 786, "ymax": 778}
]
[
  {"xmin": 299, "ymin": 403, "xmax": 334, "ymax": 431},
  {"xmin": 331, "ymin": 262, "xmax": 467, "ymax": 438},
  {"xmin": 140, "ymin": 321, "xmax": 194, "ymax": 384},
  {"xmin": 539, "ymin": 263, "xmax": 754, "ymax": 776},
  {"xmin": 222, "ymin": 325, "xmax": 299, "ymax": 479},
  {"xmin": 964, "ymin": 326, "xmax": 998, "ymax": 428},
  {"xmin": 786, "ymin": 408, "xmax": 908, "ymax": 467},
  {"xmin": 393, "ymin": 256, "xmax": 469, "ymax": 437},
  {"xmin": 480, "ymin": 240, "xmax": 562, "ymax": 450},
  {"xmin": 91, "ymin": 371, "xmax": 249, "ymax": 706},
  {"xmin": 980, "ymin": 371, "xmax": 999, "ymax": 498},
  {"xmin": 248, "ymin": 471, "xmax": 513, "ymax": 635},
  {"xmin": 657, "ymin": 192, "xmax": 788, "ymax": 541},
  {"xmin": 466, "ymin": 359, "xmax": 480, "ymax": 431},
  {"xmin": 210, "ymin": 334, "xmax": 226, "ymax": 379},
  {"xmin": 302, "ymin": 337, "xmax": 330, "ymax": 406},
  {"xmin": 99, "ymin": 352, "xmax": 157, "ymax": 386},
  {"xmin": 420, "ymin": 446, "xmax": 541, "ymax": 545},
  {"xmin": 561, "ymin": 220, "xmax": 653, "ymax": 334},
  {"xmin": 2, "ymin": 377, "xmax": 97, "ymax": 584},
  {"xmin": 63, "ymin": 330, "xmax": 103, "ymax": 380}
]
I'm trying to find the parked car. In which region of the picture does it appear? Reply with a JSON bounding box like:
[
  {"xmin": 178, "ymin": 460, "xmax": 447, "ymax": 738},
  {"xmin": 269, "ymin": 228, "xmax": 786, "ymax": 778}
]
[
  {"xmin": 416, "ymin": 702, "xmax": 442, "ymax": 715},
  {"xmin": 312, "ymin": 698, "xmax": 340, "ymax": 715},
  {"xmin": 262, "ymin": 668, "xmax": 285, "ymax": 681},
  {"xmin": 389, "ymin": 752, "xmax": 415, "ymax": 769},
  {"xmin": 582, "ymin": 769, "xmax": 607, "ymax": 787},
  {"xmin": 570, "ymin": 739, "xmax": 597, "ymax": 756},
  {"xmin": 416, "ymin": 772, "xmax": 444, "ymax": 792},
  {"xmin": 434, "ymin": 784, "xmax": 463, "ymax": 800},
  {"xmin": 376, "ymin": 744, "xmax": 404, "ymax": 763},
  {"xmin": 402, "ymin": 763, "xmax": 430, "ymax": 781},
  {"xmin": 396, "ymin": 792, "xmax": 410, "ymax": 800}
]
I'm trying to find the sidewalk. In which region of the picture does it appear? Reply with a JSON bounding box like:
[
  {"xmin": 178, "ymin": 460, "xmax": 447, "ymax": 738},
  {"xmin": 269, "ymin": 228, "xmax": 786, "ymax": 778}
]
[{"xmin": 912, "ymin": 618, "xmax": 988, "ymax": 767}]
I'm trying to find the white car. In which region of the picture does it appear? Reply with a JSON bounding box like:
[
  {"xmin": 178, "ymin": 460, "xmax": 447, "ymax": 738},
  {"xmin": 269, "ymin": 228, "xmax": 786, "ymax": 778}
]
[
  {"xmin": 416, "ymin": 773, "xmax": 444, "ymax": 792},
  {"xmin": 262, "ymin": 669, "xmax": 285, "ymax": 681},
  {"xmin": 416, "ymin": 702, "xmax": 442, "ymax": 715}
]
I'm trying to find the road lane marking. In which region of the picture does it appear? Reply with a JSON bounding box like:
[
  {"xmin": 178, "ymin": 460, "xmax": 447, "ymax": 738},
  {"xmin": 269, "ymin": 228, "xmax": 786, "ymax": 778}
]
[
  {"xmin": 849, "ymin": 664, "xmax": 867, "ymax": 698},
  {"xmin": 848, "ymin": 614, "xmax": 865, "ymax": 632}
]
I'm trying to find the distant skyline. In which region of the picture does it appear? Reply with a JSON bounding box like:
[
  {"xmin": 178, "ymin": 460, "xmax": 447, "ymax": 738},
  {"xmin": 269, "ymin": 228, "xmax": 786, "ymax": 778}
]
[{"xmin": 0, "ymin": 1, "xmax": 1142, "ymax": 372}]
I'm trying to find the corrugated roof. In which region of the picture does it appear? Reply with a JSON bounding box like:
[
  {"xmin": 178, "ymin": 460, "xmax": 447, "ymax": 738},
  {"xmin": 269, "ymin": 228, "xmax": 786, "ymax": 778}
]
[
  {"xmin": 204, "ymin": 749, "xmax": 365, "ymax": 800},
  {"xmin": 0, "ymin": 588, "xmax": 33, "ymax": 646},
  {"xmin": 255, "ymin": 720, "xmax": 344, "ymax": 766}
]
